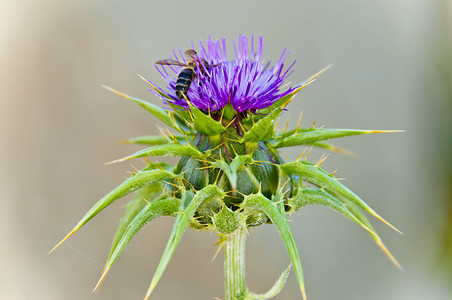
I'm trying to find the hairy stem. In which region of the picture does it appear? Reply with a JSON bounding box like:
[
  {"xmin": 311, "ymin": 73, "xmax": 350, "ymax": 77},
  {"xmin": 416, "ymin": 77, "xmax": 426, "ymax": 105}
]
[{"xmin": 224, "ymin": 228, "xmax": 247, "ymax": 300}]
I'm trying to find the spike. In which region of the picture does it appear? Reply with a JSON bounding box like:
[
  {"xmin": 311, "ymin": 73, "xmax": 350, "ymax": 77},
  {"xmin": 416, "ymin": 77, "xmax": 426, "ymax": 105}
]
[
  {"xmin": 48, "ymin": 228, "xmax": 78, "ymax": 254},
  {"xmin": 316, "ymin": 154, "xmax": 329, "ymax": 167},
  {"xmin": 158, "ymin": 127, "xmax": 170, "ymax": 143},
  {"xmin": 296, "ymin": 148, "xmax": 307, "ymax": 162},
  {"xmin": 169, "ymin": 112, "xmax": 183, "ymax": 132},
  {"xmin": 219, "ymin": 107, "xmax": 225, "ymax": 123},
  {"xmin": 304, "ymin": 146, "xmax": 314, "ymax": 161},
  {"xmin": 214, "ymin": 170, "xmax": 222, "ymax": 185},
  {"xmin": 274, "ymin": 117, "xmax": 282, "ymax": 130},
  {"xmin": 230, "ymin": 144, "xmax": 238, "ymax": 156},
  {"xmin": 225, "ymin": 117, "xmax": 236, "ymax": 129},
  {"xmin": 162, "ymin": 180, "xmax": 180, "ymax": 189},
  {"xmin": 282, "ymin": 120, "xmax": 289, "ymax": 133},
  {"xmin": 237, "ymin": 119, "xmax": 246, "ymax": 133},
  {"xmin": 280, "ymin": 178, "xmax": 291, "ymax": 190},
  {"xmin": 375, "ymin": 240, "xmax": 404, "ymax": 270},
  {"xmin": 330, "ymin": 169, "xmax": 338, "ymax": 176},
  {"xmin": 296, "ymin": 111, "xmax": 303, "ymax": 133},
  {"xmin": 310, "ymin": 119, "xmax": 317, "ymax": 128},
  {"xmin": 166, "ymin": 129, "xmax": 175, "ymax": 141},
  {"xmin": 93, "ymin": 268, "xmax": 109, "ymax": 292},
  {"xmin": 211, "ymin": 143, "xmax": 224, "ymax": 152}
]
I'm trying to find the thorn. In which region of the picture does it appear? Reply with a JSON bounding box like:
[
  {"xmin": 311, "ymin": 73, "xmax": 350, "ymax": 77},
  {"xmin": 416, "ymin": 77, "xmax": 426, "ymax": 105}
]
[
  {"xmin": 211, "ymin": 143, "xmax": 224, "ymax": 152},
  {"xmin": 101, "ymin": 85, "xmax": 133, "ymax": 100},
  {"xmin": 118, "ymin": 139, "xmax": 132, "ymax": 144},
  {"xmin": 187, "ymin": 105, "xmax": 195, "ymax": 122},
  {"xmin": 166, "ymin": 129, "xmax": 175, "ymax": 141},
  {"xmin": 230, "ymin": 144, "xmax": 238, "ymax": 157},
  {"xmin": 162, "ymin": 180, "xmax": 180, "ymax": 189},
  {"xmin": 212, "ymin": 238, "xmax": 225, "ymax": 262},
  {"xmin": 375, "ymin": 239, "xmax": 404, "ymax": 271},
  {"xmin": 274, "ymin": 117, "xmax": 282, "ymax": 130},
  {"xmin": 297, "ymin": 64, "xmax": 332, "ymax": 92},
  {"xmin": 330, "ymin": 169, "xmax": 338, "ymax": 176},
  {"xmin": 316, "ymin": 154, "xmax": 329, "ymax": 167},
  {"xmin": 48, "ymin": 226, "xmax": 80, "ymax": 254},
  {"xmin": 169, "ymin": 112, "xmax": 183, "ymax": 132},
  {"xmin": 304, "ymin": 146, "xmax": 314, "ymax": 161},
  {"xmin": 296, "ymin": 148, "xmax": 307, "ymax": 161},
  {"xmin": 282, "ymin": 187, "xmax": 290, "ymax": 197},
  {"xmin": 296, "ymin": 111, "xmax": 303, "ymax": 134},
  {"xmin": 235, "ymin": 190, "xmax": 246, "ymax": 198},
  {"xmin": 282, "ymin": 120, "xmax": 289, "ymax": 133},
  {"xmin": 93, "ymin": 268, "xmax": 110, "ymax": 292},
  {"xmin": 158, "ymin": 127, "xmax": 170, "ymax": 143},
  {"xmin": 237, "ymin": 119, "xmax": 246, "ymax": 133},
  {"xmin": 130, "ymin": 164, "xmax": 140, "ymax": 173},
  {"xmin": 249, "ymin": 144, "xmax": 258, "ymax": 156},
  {"xmin": 214, "ymin": 170, "xmax": 222, "ymax": 185},
  {"xmin": 280, "ymin": 178, "xmax": 291, "ymax": 190},
  {"xmin": 310, "ymin": 119, "xmax": 317, "ymax": 128},
  {"xmin": 368, "ymin": 130, "xmax": 405, "ymax": 134},
  {"xmin": 220, "ymin": 180, "xmax": 229, "ymax": 190},
  {"xmin": 219, "ymin": 107, "xmax": 225, "ymax": 124},
  {"xmin": 225, "ymin": 117, "xmax": 236, "ymax": 129}
]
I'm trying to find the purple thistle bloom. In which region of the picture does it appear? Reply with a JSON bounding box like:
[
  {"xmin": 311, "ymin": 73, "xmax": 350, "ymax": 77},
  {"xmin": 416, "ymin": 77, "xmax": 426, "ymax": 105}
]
[{"xmin": 149, "ymin": 35, "xmax": 296, "ymax": 113}]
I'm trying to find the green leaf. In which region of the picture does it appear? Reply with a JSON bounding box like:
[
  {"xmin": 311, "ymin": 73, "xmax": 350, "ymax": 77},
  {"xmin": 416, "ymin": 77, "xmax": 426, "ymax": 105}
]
[
  {"xmin": 125, "ymin": 135, "xmax": 188, "ymax": 145},
  {"xmin": 106, "ymin": 182, "xmax": 164, "ymax": 265},
  {"xmin": 144, "ymin": 185, "xmax": 225, "ymax": 299},
  {"xmin": 289, "ymin": 188, "xmax": 402, "ymax": 270},
  {"xmin": 244, "ymin": 264, "xmax": 291, "ymax": 300},
  {"xmin": 167, "ymin": 102, "xmax": 193, "ymax": 123},
  {"xmin": 289, "ymin": 187, "xmax": 377, "ymax": 233},
  {"xmin": 311, "ymin": 141, "xmax": 354, "ymax": 156},
  {"xmin": 108, "ymin": 143, "xmax": 204, "ymax": 164},
  {"xmin": 241, "ymin": 106, "xmax": 284, "ymax": 143},
  {"xmin": 274, "ymin": 129, "xmax": 391, "ymax": 148},
  {"xmin": 95, "ymin": 197, "xmax": 179, "ymax": 290},
  {"xmin": 211, "ymin": 155, "xmax": 254, "ymax": 191},
  {"xmin": 102, "ymin": 85, "xmax": 187, "ymax": 133},
  {"xmin": 280, "ymin": 161, "xmax": 401, "ymax": 234},
  {"xmin": 187, "ymin": 102, "xmax": 226, "ymax": 136},
  {"xmin": 49, "ymin": 169, "xmax": 175, "ymax": 253},
  {"xmin": 241, "ymin": 193, "xmax": 306, "ymax": 300},
  {"xmin": 339, "ymin": 197, "xmax": 403, "ymax": 270}
]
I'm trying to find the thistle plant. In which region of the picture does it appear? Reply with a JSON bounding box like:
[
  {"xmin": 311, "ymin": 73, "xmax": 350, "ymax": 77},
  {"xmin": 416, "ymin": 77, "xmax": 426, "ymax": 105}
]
[{"xmin": 50, "ymin": 35, "xmax": 402, "ymax": 300}]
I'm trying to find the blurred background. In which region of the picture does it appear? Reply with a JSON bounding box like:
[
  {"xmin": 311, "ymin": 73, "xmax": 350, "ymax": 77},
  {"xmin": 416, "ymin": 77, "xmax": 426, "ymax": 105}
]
[{"xmin": 1, "ymin": 0, "xmax": 451, "ymax": 299}]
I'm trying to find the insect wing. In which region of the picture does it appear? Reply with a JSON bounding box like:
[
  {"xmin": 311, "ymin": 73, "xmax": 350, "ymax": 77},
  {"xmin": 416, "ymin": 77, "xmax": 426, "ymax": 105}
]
[
  {"xmin": 184, "ymin": 49, "xmax": 197, "ymax": 61},
  {"xmin": 155, "ymin": 59, "xmax": 187, "ymax": 66}
]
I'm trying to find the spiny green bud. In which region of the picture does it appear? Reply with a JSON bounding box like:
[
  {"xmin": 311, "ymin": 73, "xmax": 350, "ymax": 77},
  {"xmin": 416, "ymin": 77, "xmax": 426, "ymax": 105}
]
[{"xmin": 50, "ymin": 35, "xmax": 402, "ymax": 300}]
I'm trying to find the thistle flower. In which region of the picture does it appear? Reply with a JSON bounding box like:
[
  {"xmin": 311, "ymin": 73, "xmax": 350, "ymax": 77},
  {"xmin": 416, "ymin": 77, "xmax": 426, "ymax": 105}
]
[
  {"xmin": 150, "ymin": 35, "xmax": 295, "ymax": 113},
  {"xmin": 50, "ymin": 35, "xmax": 402, "ymax": 300}
]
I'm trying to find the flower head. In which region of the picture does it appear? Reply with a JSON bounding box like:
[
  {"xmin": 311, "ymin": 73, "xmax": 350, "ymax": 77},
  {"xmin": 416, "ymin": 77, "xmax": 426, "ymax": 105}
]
[
  {"xmin": 150, "ymin": 35, "xmax": 296, "ymax": 113},
  {"xmin": 51, "ymin": 35, "xmax": 401, "ymax": 300}
]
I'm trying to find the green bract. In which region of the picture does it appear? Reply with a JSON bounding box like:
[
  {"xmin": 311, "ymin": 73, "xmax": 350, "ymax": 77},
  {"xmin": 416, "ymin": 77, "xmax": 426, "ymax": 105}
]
[{"xmin": 51, "ymin": 68, "xmax": 402, "ymax": 299}]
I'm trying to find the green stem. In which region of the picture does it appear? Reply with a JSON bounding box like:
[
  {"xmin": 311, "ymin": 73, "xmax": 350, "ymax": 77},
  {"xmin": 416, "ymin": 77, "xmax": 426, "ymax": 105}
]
[{"xmin": 224, "ymin": 228, "xmax": 247, "ymax": 300}]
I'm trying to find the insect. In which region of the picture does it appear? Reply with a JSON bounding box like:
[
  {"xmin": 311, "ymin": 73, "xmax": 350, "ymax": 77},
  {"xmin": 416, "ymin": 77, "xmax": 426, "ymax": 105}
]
[{"xmin": 155, "ymin": 49, "xmax": 219, "ymax": 100}]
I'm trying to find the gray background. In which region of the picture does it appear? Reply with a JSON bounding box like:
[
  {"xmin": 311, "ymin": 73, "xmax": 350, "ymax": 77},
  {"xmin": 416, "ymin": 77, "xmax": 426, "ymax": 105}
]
[{"xmin": 1, "ymin": 0, "xmax": 451, "ymax": 299}]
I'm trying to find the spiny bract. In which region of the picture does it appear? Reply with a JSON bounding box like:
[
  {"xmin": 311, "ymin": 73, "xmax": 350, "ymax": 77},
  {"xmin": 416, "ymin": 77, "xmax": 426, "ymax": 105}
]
[{"xmin": 51, "ymin": 35, "xmax": 401, "ymax": 300}]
